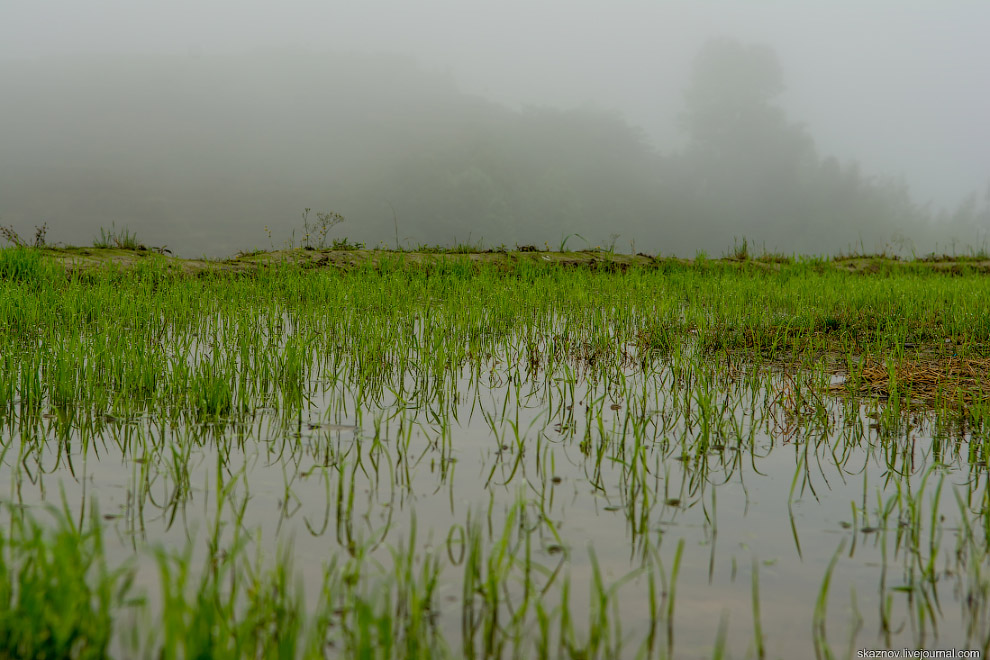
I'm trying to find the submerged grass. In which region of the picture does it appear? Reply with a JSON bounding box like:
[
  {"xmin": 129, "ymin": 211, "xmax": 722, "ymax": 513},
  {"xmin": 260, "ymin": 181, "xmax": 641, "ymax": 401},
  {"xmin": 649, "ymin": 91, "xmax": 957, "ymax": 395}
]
[{"xmin": 0, "ymin": 245, "xmax": 988, "ymax": 657}]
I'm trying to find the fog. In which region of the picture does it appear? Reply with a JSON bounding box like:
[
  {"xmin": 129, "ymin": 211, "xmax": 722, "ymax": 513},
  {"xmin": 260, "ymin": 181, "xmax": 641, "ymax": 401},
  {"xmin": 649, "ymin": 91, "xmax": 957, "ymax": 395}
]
[{"xmin": 2, "ymin": 2, "xmax": 988, "ymax": 257}]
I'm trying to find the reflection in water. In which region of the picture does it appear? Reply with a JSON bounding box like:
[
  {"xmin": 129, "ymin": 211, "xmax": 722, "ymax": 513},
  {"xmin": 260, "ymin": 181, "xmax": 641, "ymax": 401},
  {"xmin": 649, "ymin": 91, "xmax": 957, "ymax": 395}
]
[{"xmin": 2, "ymin": 338, "xmax": 986, "ymax": 657}]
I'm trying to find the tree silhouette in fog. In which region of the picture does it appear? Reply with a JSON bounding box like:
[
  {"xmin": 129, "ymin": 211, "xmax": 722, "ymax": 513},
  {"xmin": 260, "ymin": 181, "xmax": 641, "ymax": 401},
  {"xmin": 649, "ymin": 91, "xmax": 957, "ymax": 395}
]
[
  {"xmin": 676, "ymin": 39, "xmax": 815, "ymax": 240},
  {"xmin": 672, "ymin": 37, "xmax": 934, "ymax": 254},
  {"xmin": 0, "ymin": 48, "xmax": 978, "ymax": 256}
]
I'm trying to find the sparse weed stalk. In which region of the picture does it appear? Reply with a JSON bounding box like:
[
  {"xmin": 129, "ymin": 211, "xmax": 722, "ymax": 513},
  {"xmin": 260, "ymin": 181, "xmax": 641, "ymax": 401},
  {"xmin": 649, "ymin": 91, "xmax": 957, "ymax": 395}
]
[
  {"xmin": 300, "ymin": 208, "xmax": 347, "ymax": 249},
  {"xmin": 0, "ymin": 223, "xmax": 25, "ymax": 247}
]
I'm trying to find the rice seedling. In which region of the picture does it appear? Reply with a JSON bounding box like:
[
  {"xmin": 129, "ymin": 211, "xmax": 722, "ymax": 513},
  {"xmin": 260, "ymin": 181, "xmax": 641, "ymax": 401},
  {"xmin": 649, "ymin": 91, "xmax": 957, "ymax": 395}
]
[
  {"xmin": 0, "ymin": 245, "xmax": 987, "ymax": 656},
  {"xmin": 0, "ymin": 502, "xmax": 135, "ymax": 660}
]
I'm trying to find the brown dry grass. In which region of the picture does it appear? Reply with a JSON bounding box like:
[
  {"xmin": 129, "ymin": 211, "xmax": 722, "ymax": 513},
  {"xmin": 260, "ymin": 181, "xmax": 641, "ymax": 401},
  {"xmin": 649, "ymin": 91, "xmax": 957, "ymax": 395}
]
[{"xmin": 832, "ymin": 356, "xmax": 990, "ymax": 404}]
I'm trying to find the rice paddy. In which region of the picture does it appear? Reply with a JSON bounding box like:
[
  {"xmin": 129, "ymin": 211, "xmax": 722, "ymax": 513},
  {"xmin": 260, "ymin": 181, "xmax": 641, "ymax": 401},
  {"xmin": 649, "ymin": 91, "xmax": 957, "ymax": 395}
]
[{"xmin": 0, "ymin": 244, "xmax": 988, "ymax": 658}]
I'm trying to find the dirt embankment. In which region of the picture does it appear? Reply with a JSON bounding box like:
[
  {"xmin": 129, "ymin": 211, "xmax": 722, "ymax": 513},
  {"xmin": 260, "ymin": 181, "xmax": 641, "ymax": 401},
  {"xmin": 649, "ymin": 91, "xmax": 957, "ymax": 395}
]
[
  {"xmin": 43, "ymin": 246, "xmax": 663, "ymax": 276},
  {"xmin": 37, "ymin": 245, "xmax": 990, "ymax": 277}
]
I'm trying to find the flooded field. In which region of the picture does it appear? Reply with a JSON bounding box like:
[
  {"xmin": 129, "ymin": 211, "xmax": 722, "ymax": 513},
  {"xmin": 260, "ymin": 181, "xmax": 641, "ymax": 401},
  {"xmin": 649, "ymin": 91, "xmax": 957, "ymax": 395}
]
[{"xmin": 0, "ymin": 247, "xmax": 988, "ymax": 658}]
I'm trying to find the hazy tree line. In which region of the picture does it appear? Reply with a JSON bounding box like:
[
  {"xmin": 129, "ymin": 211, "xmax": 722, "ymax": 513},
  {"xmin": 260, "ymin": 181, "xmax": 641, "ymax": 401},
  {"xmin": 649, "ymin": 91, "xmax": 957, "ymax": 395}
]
[{"xmin": 0, "ymin": 41, "xmax": 986, "ymax": 257}]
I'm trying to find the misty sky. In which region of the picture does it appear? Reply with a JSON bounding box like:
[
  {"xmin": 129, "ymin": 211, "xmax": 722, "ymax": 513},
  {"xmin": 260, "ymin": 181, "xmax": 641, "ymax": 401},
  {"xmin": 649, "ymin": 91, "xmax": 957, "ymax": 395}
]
[{"xmin": 5, "ymin": 2, "xmax": 988, "ymax": 210}]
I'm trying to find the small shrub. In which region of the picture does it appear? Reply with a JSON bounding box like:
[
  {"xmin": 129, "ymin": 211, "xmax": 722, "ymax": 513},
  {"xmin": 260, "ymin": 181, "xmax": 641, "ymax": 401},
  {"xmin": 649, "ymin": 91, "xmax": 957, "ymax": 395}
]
[
  {"xmin": 33, "ymin": 223, "xmax": 48, "ymax": 248},
  {"xmin": 93, "ymin": 223, "xmax": 142, "ymax": 250},
  {"xmin": 300, "ymin": 208, "xmax": 346, "ymax": 249},
  {"xmin": 331, "ymin": 237, "xmax": 364, "ymax": 250},
  {"xmin": 726, "ymin": 237, "xmax": 750, "ymax": 261}
]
